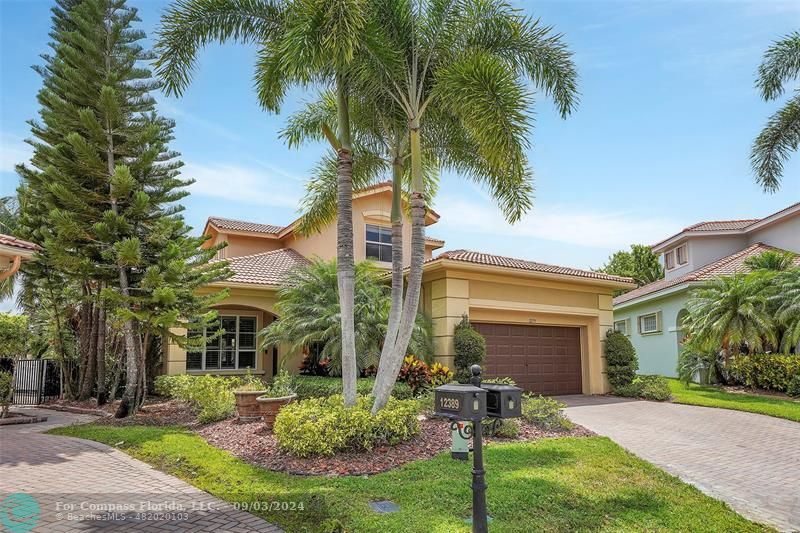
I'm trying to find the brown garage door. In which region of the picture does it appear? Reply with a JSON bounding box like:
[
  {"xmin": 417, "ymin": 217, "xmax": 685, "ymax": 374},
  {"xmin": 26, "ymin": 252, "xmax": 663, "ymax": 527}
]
[{"xmin": 473, "ymin": 323, "xmax": 582, "ymax": 395}]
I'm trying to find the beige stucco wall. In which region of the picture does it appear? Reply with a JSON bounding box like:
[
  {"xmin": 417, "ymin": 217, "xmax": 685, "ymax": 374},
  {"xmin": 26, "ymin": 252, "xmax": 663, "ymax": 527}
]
[
  {"xmin": 423, "ymin": 265, "xmax": 618, "ymax": 394},
  {"xmin": 162, "ymin": 286, "xmax": 302, "ymax": 377},
  {"xmin": 285, "ymin": 191, "xmax": 437, "ymax": 265}
]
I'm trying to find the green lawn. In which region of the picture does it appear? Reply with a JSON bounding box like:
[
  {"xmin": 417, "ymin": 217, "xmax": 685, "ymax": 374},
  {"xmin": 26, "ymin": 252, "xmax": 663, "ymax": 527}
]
[
  {"xmin": 49, "ymin": 424, "xmax": 769, "ymax": 532},
  {"xmin": 668, "ymin": 379, "xmax": 800, "ymax": 422}
]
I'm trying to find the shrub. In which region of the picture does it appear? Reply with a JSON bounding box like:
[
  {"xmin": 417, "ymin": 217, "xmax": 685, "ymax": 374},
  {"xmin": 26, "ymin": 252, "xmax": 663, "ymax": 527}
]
[
  {"xmin": 483, "ymin": 418, "xmax": 520, "ymax": 438},
  {"xmin": 153, "ymin": 374, "xmax": 238, "ymax": 423},
  {"xmin": 453, "ymin": 316, "xmax": 485, "ymax": 382},
  {"xmin": 637, "ymin": 375, "xmax": 671, "ymax": 401},
  {"xmin": 521, "ymin": 394, "xmax": 573, "ymax": 431},
  {"xmin": 613, "ymin": 375, "xmax": 671, "ymax": 401},
  {"xmin": 787, "ymin": 375, "xmax": 800, "ymax": 398},
  {"xmin": 0, "ymin": 370, "xmax": 13, "ymax": 418},
  {"xmin": 429, "ymin": 362, "xmax": 453, "ymax": 387},
  {"xmin": 605, "ymin": 330, "xmax": 638, "ymax": 390},
  {"xmin": 262, "ymin": 369, "xmax": 295, "ymax": 398},
  {"xmin": 234, "ymin": 369, "xmax": 267, "ymax": 392},
  {"xmin": 273, "ymin": 395, "xmax": 420, "ymax": 457},
  {"xmin": 397, "ymin": 355, "xmax": 431, "ymax": 394},
  {"xmin": 292, "ymin": 376, "xmax": 413, "ymax": 400},
  {"xmin": 727, "ymin": 353, "xmax": 800, "ymax": 393}
]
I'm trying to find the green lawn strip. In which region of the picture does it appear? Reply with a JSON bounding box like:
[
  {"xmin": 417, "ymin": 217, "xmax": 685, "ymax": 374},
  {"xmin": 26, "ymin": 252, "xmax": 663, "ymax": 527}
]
[
  {"xmin": 48, "ymin": 424, "xmax": 769, "ymax": 532},
  {"xmin": 668, "ymin": 379, "xmax": 800, "ymax": 422}
]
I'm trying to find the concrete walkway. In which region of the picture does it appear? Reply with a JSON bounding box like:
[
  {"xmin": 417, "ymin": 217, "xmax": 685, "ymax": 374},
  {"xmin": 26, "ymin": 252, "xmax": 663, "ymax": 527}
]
[
  {"xmin": 563, "ymin": 396, "xmax": 800, "ymax": 532},
  {"xmin": 0, "ymin": 407, "xmax": 282, "ymax": 532}
]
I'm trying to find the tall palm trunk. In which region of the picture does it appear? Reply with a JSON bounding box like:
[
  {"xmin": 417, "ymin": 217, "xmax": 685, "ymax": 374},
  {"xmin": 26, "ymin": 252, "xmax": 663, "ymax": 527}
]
[
  {"xmin": 371, "ymin": 150, "xmax": 405, "ymax": 400},
  {"xmin": 372, "ymin": 123, "xmax": 426, "ymax": 413},
  {"xmin": 335, "ymin": 76, "xmax": 358, "ymax": 407}
]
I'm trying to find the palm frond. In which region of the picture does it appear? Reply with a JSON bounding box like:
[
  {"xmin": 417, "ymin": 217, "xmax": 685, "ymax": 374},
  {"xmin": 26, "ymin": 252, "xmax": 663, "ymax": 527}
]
[
  {"xmin": 756, "ymin": 31, "xmax": 800, "ymax": 101},
  {"xmin": 750, "ymin": 94, "xmax": 800, "ymax": 193},
  {"xmin": 154, "ymin": 0, "xmax": 284, "ymax": 96}
]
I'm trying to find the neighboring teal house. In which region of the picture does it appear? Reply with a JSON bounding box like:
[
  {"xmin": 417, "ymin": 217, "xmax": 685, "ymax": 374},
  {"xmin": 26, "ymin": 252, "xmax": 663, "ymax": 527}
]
[{"xmin": 613, "ymin": 202, "xmax": 800, "ymax": 377}]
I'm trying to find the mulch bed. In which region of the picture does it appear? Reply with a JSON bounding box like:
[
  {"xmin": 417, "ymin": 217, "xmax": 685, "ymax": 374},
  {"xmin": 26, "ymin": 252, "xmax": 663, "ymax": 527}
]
[
  {"xmin": 44, "ymin": 398, "xmax": 198, "ymax": 426},
  {"xmin": 198, "ymin": 417, "xmax": 593, "ymax": 476},
  {"xmin": 717, "ymin": 385, "xmax": 798, "ymax": 401}
]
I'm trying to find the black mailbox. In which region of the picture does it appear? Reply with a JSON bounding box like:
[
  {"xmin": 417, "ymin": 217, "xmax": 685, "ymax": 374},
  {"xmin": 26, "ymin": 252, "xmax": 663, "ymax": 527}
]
[
  {"xmin": 434, "ymin": 383, "xmax": 486, "ymax": 420},
  {"xmin": 482, "ymin": 383, "xmax": 522, "ymax": 419}
]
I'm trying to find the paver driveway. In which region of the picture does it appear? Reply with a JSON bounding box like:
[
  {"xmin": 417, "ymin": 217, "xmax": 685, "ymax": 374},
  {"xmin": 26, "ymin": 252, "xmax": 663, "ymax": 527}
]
[
  {"xmin": 0, "ymin": 408, "xmax": 282, "ymax": 532},
  {"xmin": 564, "ymin": 396, "xmax": 800, "ymax": 532}
]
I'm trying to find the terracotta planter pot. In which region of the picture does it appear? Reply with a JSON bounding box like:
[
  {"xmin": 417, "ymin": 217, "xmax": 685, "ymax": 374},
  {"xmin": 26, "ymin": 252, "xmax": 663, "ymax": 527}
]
[
  {"xmin": 257, "ymin": 394, "xmax": 297, "ymax": 430},
  {"xmin": 234, "ymin": 390, "xmax": 268, "ymax": 421}
]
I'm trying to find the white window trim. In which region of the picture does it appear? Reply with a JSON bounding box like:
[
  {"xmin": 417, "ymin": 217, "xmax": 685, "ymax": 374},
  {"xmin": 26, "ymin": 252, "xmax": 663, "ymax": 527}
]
[
  {"xmin": 614, "ymin": 319, "xmax": 631, "ymax": 336},
  {"xmin": 675, "ymin": 244, "xmax": 688, "ymax": 265},
  {"xmin": 187, "ymin": 314, "xmax": 258, "ymax": 371},
  {"xmin": 638, "ymin": 312, "xmax": 662, "ymax": 335},
  {"xmin": 365, "ymin": 223, "xmax": 392, "ymax": 263}
]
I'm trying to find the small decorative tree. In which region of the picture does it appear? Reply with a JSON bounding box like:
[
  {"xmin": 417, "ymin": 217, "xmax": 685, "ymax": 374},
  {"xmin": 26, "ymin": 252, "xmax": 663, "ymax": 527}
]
[
  {"xmin": 453, "ymin": 315, "xmax": 486, "ymax": 383},
  {"xmin": 0, "ymin": 371, "xmax": 13, "ymax": 418},
  {"xmin": 605, "ymin": 329, "xmax": 639, "ymax": 390}
]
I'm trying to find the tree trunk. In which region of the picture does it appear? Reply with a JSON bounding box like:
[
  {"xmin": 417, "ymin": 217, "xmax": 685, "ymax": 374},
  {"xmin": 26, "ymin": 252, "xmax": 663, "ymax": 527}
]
[
  {"xmin": 372, "ymin": 153, "xmax": 405, "ymax": 397},
  {"xmin": 335, "ymin": 75, "xmax": 358, "ymax": 407},
  {"xmin": 79, "ymin": 299, "xmax": 98, "ymax": 401},
  {"xmin": 109, "ymin": 334, "xmax": 124, "ymax": 401},
  {"xmin": 96, "ymin": 305, "xmax": 107, "ymax": 405},
  {"xmin": 372, "ymin": 126, "xmax": 427, "ymax": 413}
]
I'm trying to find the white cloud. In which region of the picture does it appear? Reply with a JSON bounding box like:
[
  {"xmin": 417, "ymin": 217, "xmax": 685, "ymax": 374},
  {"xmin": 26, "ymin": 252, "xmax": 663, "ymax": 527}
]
[
  {"xmin": 0, "ymin": 133, "xmax": 32, "ymax": 173},
  {"xmin": 435, "ymin": 198, "xmax": 678, "ymax": 250},
  {"xmin": 183, "ymin": 162, "xmax": 301, "ymax": 208}
]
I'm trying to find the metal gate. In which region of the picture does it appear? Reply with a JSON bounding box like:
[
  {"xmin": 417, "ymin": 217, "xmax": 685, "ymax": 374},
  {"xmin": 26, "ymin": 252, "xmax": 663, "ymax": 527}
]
[{"xmin": 11, "ymin": 359, "xmax": 61, "ymax": 405}]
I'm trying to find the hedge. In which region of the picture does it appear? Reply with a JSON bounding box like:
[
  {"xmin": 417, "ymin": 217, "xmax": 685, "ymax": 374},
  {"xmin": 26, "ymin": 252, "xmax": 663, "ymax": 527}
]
[
  {"xmin": 273, "ymin": 395, "xmax": 419, "ymax": 457},
  {"xmin": 727, "ymin": 354, "xmax": 800, "ymax": 393},
  {"xmin": 293, "ymin": 376, "xmax": 414, "ymax": 400}
]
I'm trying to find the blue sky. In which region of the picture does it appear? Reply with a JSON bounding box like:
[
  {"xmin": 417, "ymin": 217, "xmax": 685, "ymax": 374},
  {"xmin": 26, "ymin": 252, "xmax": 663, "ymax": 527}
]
[{"xmin": 1, "ymin": 0, "xmax": 799, "ymax": 272}]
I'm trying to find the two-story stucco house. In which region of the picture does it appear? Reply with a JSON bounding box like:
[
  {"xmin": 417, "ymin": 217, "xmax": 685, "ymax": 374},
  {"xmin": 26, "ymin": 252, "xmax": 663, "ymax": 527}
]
[
  {"xmin": 163, "ymin": 182, "xmax": 635, "ymax": 395},
  {"xmin": 613, "ymin": 202, "xmax": 800, "ymax": 377}
]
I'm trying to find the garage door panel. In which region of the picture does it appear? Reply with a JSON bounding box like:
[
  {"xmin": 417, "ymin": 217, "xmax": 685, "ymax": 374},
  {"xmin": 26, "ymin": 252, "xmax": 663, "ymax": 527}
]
[{"xmin": 474, "ymin": 322, "xmax": 582, "ymax": 395}]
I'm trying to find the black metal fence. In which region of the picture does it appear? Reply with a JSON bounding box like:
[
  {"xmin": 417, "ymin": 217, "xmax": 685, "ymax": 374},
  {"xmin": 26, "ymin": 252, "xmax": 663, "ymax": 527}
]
[{"xmin": 1, "ymin": 358, "xmax": 61, "ymax": 405}]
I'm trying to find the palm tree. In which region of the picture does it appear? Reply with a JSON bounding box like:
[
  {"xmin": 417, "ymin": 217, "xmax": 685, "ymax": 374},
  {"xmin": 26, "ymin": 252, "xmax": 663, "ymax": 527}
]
[
  {"xmin": 744, "ymin": 250, "xmax": 796, "ymax": 272},
  {"xmin": 154, "ymin": 0, "xmax": 377, "ymax": 406},
  {"xmin": 281, "ymin": 90, "xmax": 439, "ymax": 392},
  {"xmin": 260, "ymin": 258, "xmax": 432, "ymax": 374},
  {"xmin": 684, "ymin": 274, "xmax": 777, "ymax": 361},
  {"xmin": 751, "ymin": 31, "xmax": 800, "ymax": 192},
  {"xmin": 774, "ymin": 268, "xmax": 800, "ymax": 352},
  {"xmin": 359, "ymin": 0, "xmax": 578, "ymax": 412}
]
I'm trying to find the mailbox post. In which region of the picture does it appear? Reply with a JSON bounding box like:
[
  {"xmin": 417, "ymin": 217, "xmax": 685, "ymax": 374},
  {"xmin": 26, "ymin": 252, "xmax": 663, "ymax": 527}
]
[{"xmin": 434, "ymin": 364, "xmax": 523, "ymax": 533}]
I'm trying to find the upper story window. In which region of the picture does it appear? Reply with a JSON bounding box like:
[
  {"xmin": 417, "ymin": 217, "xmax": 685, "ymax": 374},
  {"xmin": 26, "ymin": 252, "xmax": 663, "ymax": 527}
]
[
  {"xmin": 675, "ymin": 244, "xmax": 688, "ymax": 265},
  {"xmin": 664, "ymin": 250, "xmax": 675, "ymax": 270},
  {"xmin": 187, "ymin": 315, "xmax": 257, "ymax": 371},
  {"xmin": 665, "ymin": 244, "xmax": 688, "ymax": 270},
  {"xmin": 366, "ymin": 224, "xmax": 392, "ymax": 262}
]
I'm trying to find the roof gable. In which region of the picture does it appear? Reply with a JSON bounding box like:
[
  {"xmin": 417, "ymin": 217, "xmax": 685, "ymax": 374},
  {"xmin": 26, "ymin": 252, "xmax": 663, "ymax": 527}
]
[{"xmin": 652, "ymin": 201, "xmax": 800, "ymax": 252}]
